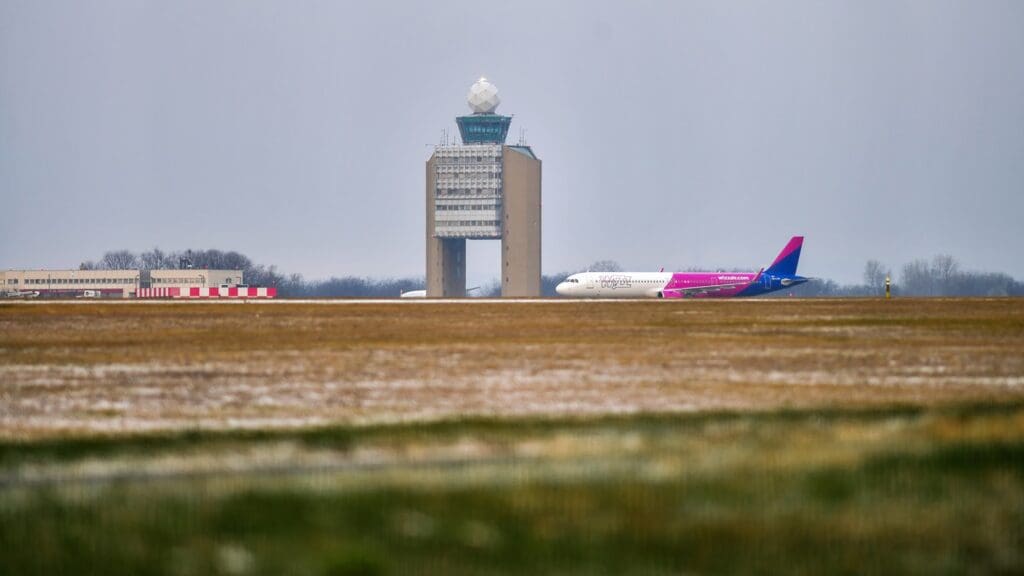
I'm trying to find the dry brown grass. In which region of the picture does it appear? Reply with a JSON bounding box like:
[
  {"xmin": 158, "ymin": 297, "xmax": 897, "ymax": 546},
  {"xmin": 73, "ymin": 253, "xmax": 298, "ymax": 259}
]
[{"xmin": 2, "ymin": 299, "xmax": 1023, "ymax": 439}]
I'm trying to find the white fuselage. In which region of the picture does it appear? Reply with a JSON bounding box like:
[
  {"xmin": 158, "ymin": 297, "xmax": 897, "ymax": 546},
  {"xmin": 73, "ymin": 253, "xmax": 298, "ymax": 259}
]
[{"xmin": 555, "ymin": 272, "xmax": 673, "ymax": 298}]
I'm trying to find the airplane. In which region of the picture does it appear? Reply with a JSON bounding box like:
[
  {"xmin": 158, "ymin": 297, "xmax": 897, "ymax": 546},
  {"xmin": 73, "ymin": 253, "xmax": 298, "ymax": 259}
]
[
  {"xmin": 2, "ymin": 290, "xmax": 40, "ymax": 299},
  {"xmin": 555, "ymin": 236, "xmax": 809, "ymax": 299},
  {"xmin": 400, "ymin": 286, "xmax": 481, "ymax": 298}
]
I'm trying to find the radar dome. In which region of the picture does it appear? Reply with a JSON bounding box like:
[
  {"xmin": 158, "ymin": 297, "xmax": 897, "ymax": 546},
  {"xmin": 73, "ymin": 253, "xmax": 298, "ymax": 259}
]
[{"xmin": 467, "ymin": 77, "xmax": 501, "ymax": 114}]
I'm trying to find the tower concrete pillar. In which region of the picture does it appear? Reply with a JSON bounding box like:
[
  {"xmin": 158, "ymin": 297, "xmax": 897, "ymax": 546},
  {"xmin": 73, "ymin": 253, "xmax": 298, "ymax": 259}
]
[
  {"xmin": 427, "ymin": 237, "xmax": 466, "ymax": 297},
  {"xmin": 501, "ymin": 147, "xmax": 541, "ymax": 297}
]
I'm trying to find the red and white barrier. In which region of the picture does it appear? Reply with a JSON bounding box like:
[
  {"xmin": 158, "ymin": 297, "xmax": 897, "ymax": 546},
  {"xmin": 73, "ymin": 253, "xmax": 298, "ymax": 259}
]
[{"xmin": 136, "ymin": 287, "xmax": 277, "ymax": 299}]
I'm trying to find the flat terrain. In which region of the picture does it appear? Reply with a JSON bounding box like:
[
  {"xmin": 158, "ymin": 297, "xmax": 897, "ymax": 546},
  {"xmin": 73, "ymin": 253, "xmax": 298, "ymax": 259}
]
[
  {"xmin": 1, "ymin": 299, "xmax": 1023, "ymax": 575},
  {"xmin": 2, "ymin": 299, "xmax": 1023, "ymax": 439}
]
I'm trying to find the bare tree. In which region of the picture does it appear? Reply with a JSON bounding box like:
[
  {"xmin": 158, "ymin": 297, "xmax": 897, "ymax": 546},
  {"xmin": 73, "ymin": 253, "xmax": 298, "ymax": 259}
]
[
  {"xmin": 245, "ymin": 263, "xmax": 285, "ymax": 287},
  {"xmin": 101, "ymin": 250, "xmax": 140, "ymax": 270},
  {"xmin": 863, "ymin": 260, "xmax": 890, "ymax": 295},
  {"xmin": 187, "ymin": 249, "xmax": 252, "ymax": 271},
  {"xmin": 900, "ymin": 259, "xmax": 933, "ymax": 295},
  {"xmin": 220, "ymin": 251, "xmax": 252, "ymax": 271},
  {"xmin": 139, "ymin": 248, "xmax": 172, "ymax": 270},
  {"xmin": 930, "ymin": 255, "xmax": 959, "ymax": 295},
  {"xmin": 587, "ymin": 260, "xmax": 623, "ymax": 272}
]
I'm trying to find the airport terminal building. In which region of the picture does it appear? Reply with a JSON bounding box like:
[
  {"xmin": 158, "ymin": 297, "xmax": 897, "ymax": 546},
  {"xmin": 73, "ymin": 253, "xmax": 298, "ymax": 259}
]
[{"xmin": 0, "ymin": 268, "xmax": 253, "ymax": 299}]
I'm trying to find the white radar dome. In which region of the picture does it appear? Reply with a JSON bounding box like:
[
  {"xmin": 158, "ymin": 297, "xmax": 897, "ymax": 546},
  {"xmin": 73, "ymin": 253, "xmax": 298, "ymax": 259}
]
[{"xmin": 467, "ymin": 77, "xmax": 500, "ymax": 114}]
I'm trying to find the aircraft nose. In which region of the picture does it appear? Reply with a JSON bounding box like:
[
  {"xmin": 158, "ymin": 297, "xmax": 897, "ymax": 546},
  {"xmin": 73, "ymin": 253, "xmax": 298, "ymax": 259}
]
[{"xmin": 555, "ymin": 282, "xmax": 568, "ymax": 296}]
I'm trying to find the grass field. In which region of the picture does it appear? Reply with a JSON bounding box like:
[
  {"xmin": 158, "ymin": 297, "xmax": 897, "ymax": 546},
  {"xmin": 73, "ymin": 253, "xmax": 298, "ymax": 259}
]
[
  {"xmin": 1, "ymin": 299, "xmax": 1023, "ymax": 574},
  {"xmin": 2, "ymin": 299, "xmax": 1023, "ymax": 438}
]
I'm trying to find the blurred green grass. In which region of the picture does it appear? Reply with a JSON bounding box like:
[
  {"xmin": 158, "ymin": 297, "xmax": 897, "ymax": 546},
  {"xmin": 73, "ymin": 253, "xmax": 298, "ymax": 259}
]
[{"xmin": 2, "ymin": 404, "xmax": 1023, "ymax": 575}]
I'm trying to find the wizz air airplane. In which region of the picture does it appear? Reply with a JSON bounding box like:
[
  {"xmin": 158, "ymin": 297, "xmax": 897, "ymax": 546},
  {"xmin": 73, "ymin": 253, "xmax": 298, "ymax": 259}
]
[{"xmin": 555, "ymin": 236, "xmax": 809, "ymax": 299}]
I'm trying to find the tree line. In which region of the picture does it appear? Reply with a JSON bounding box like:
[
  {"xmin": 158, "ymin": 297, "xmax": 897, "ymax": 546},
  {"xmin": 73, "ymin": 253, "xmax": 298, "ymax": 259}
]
[
  {"xmin": 80, "ymin": 249, "xmax": 1022, "ymax": 298},
  {"xmin": 789, "ymin": 255, "xmax": 1024, "ymax": 297}
]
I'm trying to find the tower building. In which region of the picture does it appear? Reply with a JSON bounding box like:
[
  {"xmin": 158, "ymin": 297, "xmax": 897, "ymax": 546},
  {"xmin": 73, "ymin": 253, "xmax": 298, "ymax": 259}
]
[{"xmin": 426, "ymin": 78, "xmax": 541, "ymax": 297}]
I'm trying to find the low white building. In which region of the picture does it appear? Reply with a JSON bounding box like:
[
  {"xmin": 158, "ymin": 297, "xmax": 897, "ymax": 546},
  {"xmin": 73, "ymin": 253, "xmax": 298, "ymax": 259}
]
[{"xmin": 1, "ymin": 269, "xmax": 243, "ymax": 298}]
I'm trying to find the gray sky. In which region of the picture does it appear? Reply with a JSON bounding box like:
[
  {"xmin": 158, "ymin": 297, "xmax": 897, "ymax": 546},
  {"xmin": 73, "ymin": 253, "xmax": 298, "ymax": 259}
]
[{"xmin": 2, "ymin": 1, "xmax": 1022, "ymax": 286}]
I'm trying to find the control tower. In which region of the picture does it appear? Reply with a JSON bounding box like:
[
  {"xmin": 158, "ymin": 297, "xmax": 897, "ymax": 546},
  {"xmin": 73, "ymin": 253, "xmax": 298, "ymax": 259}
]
[{"xmin": 426, "ymin": 78, "xmax": 541, "ymax": 297}]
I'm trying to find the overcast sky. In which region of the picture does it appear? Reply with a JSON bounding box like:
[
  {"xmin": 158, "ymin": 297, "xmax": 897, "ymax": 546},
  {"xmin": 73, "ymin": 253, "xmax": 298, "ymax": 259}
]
[{"xmin": 2, "ymin": 1, "xmax": 1022, "ymax": 285}]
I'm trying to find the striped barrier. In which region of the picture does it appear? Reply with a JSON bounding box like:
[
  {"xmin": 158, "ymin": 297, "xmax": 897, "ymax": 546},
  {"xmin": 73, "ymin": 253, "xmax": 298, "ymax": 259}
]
[{"xmin": 136, "ymin": 287, "xmax": 276, "ymax": 299}]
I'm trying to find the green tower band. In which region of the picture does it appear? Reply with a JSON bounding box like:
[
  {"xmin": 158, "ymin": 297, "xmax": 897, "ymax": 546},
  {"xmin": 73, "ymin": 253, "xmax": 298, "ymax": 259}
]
[{"xmin": 426, "ymin": 78, "xmax": 542, "ymax": 298}]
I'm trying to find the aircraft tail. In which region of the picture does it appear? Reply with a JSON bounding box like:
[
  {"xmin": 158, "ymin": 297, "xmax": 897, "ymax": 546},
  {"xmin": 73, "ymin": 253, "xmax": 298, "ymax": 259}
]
[{"xmin": 764, "ymin": 236, "xmax": 804, "ymax": 277}]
